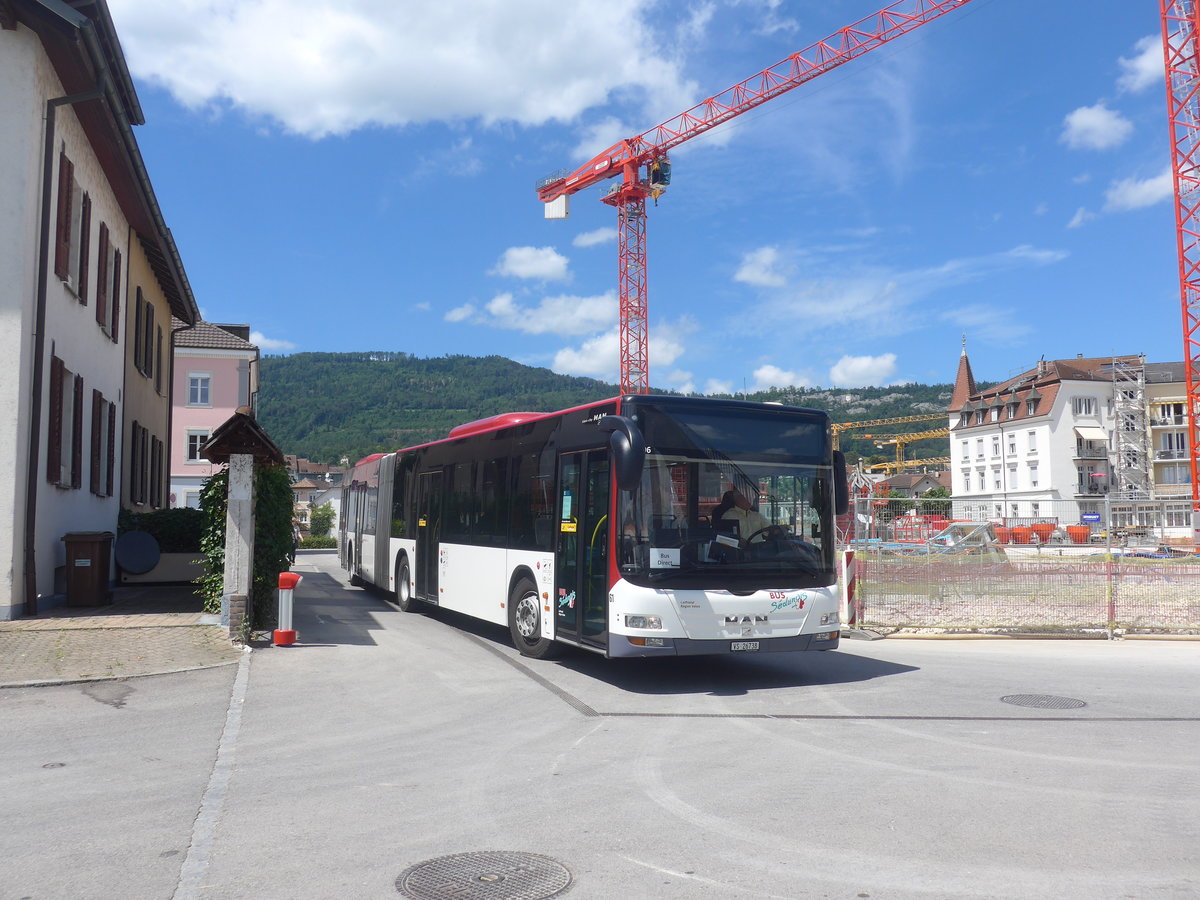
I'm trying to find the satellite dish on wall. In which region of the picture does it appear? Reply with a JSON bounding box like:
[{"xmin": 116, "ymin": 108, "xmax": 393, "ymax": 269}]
[{"xmin": 115, "ymin": 530, "xmax": 161, "ymax": 575}]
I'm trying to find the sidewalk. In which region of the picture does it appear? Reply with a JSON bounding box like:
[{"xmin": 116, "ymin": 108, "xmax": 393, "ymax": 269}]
[{"xmin": 0, "ymin": 583, "xmax": 244, "ymax": 688}]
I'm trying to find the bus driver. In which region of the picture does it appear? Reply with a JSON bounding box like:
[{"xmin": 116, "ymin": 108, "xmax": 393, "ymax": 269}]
[{"xmin": 712, "ymin": 489, "xmax": 777, "ymax": 544}]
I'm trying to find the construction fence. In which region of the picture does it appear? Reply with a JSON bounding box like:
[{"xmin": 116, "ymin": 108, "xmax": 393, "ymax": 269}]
[{"xmin": 843, "ymin": 497, "xmax": 1200, "ymax": 635}]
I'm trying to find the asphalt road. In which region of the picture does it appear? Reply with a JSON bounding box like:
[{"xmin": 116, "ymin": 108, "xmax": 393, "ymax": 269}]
[{"xmin": 3, "ymin": 552, "xmax": 1198, "ymax": 899}]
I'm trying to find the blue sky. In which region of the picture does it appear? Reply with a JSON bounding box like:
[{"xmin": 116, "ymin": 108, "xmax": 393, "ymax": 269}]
[{"xmin": 109, "ymin": 0, "xmax": 1174, "ymax": 394}]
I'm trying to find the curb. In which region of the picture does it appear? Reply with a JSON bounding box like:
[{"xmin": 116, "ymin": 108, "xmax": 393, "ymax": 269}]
[{"xmin": 0, "ymin": 648, "xmax": 248, "ymax": 690}]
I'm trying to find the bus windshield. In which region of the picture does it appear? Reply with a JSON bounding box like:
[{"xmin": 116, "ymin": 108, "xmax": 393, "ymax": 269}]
[{"xmin": 619, "ymin": 401, "xmax": 836, "ymax": 591}]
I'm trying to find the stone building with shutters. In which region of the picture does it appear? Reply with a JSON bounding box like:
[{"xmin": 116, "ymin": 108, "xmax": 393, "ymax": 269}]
[{"xmin": 0, "ymin": 1, "xmax": 199, "ymax": 618}]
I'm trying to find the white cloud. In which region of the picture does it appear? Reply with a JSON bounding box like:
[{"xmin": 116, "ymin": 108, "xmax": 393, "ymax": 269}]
[
  {"xmin": 1061, "ymin": 103, "xmax": 1134, "ymax": 151},
  {"xmin": 573, "ymin": 227, "xmax": 619, "ymax": 248},
  {"xmin": 107, "ymin": 0, "xmax": 697, "ymax": 138},
  {"xmin": 490, "ymin": 246, "xmax": 570, "ymax": 281},
  {"xmin": 705, "ymin": 379, "xmax": 734, "ymax": 395},
  {"xmin": 1067, "ymin": 207, "xmax": 1096, "ymax": 229},
  {"xmin": 940, "ymin": 305, "xmax": 1032, "ymax": 345},
  {"xmin": 1104, "ymin": 167, "xmax": 1173, "ymax": 212},
  {"xmin": 828, "ymin": 353, "xmax": 897, "ymax": 387},
  {"xmin": 448, "ymin": 291, "xmax": 615, "ymax": 336},
  {"xmin": 250, "ymin": 331, "xmax": 296, "ymax": 351},
  {"xmin": 413, "ymin": 302, "xmax": 431, "ymax": 312},
  {"xmin": 1118, "ymin": 35, "xmax": 1163, "ymax": 94},
  {"xmin": 734, "ymin": 246, "xmax": 788, "ymax": 288},
  {"xmin": 551, "ymin": 317, "xmax": 689, "ymax": 381},
  {"xmin": 752, "ymin": 364, "xmax": 812, "ymax": 390}
]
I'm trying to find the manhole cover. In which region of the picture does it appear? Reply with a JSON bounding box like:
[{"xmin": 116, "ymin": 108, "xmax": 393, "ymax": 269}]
[
  {"xmin": 397, "ymin": 851, "xmax": 572, "ymax": 900},
  {"xmin": 1001, "ymin": 694, "xmax": 1087, "ymax": 710}
]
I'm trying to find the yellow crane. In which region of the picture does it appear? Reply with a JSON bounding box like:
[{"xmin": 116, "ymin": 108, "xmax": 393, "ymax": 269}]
[
  {"xmin": 866, "ymin": 456, "xmax": 952, "ymax": 474},
  {"xmin": 830, "ymin": 413, "xmax": 945, "ymax": 450},
  {"xmin": 865, "ymin": 426, "xmax": 951, "ymax": 468}
]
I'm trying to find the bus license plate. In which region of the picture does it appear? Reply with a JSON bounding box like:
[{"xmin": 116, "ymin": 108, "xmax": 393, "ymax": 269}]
[{"xmin": 731, "ymin": 641, "xmax": 760, "ymax": 652}]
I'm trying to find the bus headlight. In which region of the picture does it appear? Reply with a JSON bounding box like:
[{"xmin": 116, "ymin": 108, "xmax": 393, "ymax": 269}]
[
  {"xmin": 820, "ymin": 612, "xmax": 839, "ymax": 626},
  {"xmin": 625, "ymin": 614, "xmax": 663, "ymax": 629}
]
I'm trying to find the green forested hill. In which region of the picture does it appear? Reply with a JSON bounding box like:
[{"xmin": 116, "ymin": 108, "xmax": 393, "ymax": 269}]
[{"xmin": 256, "ymin": 351, "xmax": 962, "ymax": 465}]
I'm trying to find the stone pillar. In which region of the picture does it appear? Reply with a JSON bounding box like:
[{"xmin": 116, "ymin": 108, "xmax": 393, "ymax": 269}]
[{"xmin": 221, "ymin": 454, "xmax": 255, "ymax": 633}]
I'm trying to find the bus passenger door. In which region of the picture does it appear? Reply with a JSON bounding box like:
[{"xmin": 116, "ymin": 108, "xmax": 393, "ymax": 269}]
[
  {"xmin": 555, "ymin": 450, "xmax": 611, "ymax": 648},
  {"xmin": 415, "ymin": 470, "xmax": 442, "ymax": 603}
]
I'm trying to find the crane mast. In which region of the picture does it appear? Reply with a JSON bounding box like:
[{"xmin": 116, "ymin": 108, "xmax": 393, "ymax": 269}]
[
  {"xmin": 1161, "ymin": 0, "xmax": 1200, "ymax": 512},
  {"xmin": 537, "ymin": 0, "xmax": 976, "ymax": 393}
]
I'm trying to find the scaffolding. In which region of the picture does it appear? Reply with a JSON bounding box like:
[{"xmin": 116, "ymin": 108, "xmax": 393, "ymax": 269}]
[{"xmin": 1111, "ymin": 356, "xmax": 1150, "ymax": 499}]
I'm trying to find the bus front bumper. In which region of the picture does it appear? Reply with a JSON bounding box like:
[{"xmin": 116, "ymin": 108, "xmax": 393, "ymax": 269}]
[{"xmin": 608, "ymin": 631, "xmax": 840, "ymax": 658}]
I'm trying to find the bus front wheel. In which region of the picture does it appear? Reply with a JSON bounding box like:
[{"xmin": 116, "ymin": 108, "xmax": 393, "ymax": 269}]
[{"xmin": 508, "ymin": 577, "xmax": 559, "ymax": 659}]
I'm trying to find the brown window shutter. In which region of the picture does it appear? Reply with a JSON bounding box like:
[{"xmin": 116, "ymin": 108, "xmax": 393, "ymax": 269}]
[
  {"xmin": 96, "ymin": 223, "xmax": 109, "ymax": 327},
  {"xmin": 47, "ymin": 355, "xmax": 63, "ymax": 483},
  {"xmin": 144, "ymin": 302, "xmax": 155, "ymax": 376},
  {"xmin": 71, "ymin": 374, "xmax": 83, "ymax": 489},
  {"xmin": 155, "ymin": 326, "xmax": 164, "ymax": 393},
  {"xmin": 54, "ymin": 153, "xmax": 72, "ymax": 279},
  {"xmin": 133, "ymin": 289, "xmax": 143, "ymax": 369},
  {"xmin": 78, "ymin": 194, "xmax": 91, "ymax": 305},
  {"xmin": 90, "ymin": 389, "xmax": 102, "ymax": 494},
  {"xmin": 106, "ymin": 402, "xmax": 116, "ymax": 497},
  {"xmin": 130, "ymin": 420, "xmax": 141, "ymax": 503},
  {"xmin": 110, "ymin": 251, "xmax": 121, "ymax": 344},
  {"xmin": 140, "ymin": 426, "xmax": 149, "ymax": 503}
]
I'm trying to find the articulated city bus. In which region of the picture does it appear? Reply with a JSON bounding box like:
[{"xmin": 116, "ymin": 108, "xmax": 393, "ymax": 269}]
[{"xmin": 339, "ymin": 395, "xmax": 848, "ymax": 658}]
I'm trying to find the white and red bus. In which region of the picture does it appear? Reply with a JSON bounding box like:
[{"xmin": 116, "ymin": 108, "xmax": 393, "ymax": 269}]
[{"xmin": 339, "ymin": 395, "xmax": 848, "ymax": 658}]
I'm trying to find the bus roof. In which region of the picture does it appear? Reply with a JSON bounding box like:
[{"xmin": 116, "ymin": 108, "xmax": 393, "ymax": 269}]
[{"xmin": 447, "ymin": 412, "xmax": 547, "ymax": 438}]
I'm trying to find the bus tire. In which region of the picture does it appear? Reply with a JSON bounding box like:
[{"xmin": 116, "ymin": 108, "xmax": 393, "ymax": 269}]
[
  {"xmin": 508, "ymin": 577, "xmax": 559, "ymax": 659},
  {"xmin": 394, "ymin": 557, "xmax": 421, "ymax": 613}
]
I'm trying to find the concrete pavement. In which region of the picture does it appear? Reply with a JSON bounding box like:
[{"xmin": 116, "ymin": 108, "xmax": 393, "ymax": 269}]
[{"xmin": 0, "ymin": 582, "xmax": 243, "ymax": 688}]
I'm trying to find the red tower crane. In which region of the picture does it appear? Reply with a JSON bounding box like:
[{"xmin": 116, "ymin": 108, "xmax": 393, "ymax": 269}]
[
  {"xmin": 1161, "ymin": 0, "xmax": 1200, "ymax": 512},
  {"xmin": 536, "ymin": 0, "xmax": 976, "ymax": 394}
]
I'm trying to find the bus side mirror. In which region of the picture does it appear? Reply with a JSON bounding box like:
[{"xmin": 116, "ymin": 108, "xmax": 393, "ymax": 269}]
[
  {"xmin": 833, "ymin": 451, "xmax": 849, "ymax": 516},
  {"xmin": 599, "ymin": 415, "xmax": 646, "ymax": 490}
]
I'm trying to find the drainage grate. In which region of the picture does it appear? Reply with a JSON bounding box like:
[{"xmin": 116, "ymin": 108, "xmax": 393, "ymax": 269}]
[
  {"xmin": 1001, "ymin": 694, "xmax": 1087, "ymax": 710},
  {"xmin": 397, "ymin": 851, "xmax": 572, "ymax": 900}
]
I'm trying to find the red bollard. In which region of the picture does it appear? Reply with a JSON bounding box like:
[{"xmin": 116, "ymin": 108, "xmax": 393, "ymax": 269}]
[{"xmin": 274, "ymin": 572, "xmax": 303, "ymax": 646}]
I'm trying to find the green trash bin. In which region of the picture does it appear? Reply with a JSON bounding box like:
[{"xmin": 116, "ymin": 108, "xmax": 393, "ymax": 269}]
[{"xmin": 62, "ymin": 531, "xmax": 114, "ymax": 607}]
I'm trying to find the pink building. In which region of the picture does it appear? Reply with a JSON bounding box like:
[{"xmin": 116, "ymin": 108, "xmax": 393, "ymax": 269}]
[{"xmin": 169, "ymin": 322, "xmax": 259, "ymax": 508}]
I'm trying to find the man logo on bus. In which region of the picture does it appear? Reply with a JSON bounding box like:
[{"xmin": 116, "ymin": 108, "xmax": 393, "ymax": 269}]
[{"xmin": 725, "ymin": 616, "xmax": 768, "ymax": 625}]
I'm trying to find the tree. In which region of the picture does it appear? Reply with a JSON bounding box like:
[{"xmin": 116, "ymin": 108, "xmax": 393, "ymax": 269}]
[
  {"xmin": 918, "ymin": 485, "xmax": 952, "ymax": 517},
  {"xmin": 309, "ymin": 502, "xmax": 335, "ymax": 538}
]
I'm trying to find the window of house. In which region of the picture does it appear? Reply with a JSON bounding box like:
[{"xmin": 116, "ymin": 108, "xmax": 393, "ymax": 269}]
[
  {"xmin": 134, "ymin": 290, "xmax": 155, "ymax": 378},
  {"xmin": 959, "ymin": 412, "xmax": 971, "ymax": 427},
  {"xmin": 991, "ymin": 436, "xmax": 1000, "ymax": 457},
  {"xmin": 188, "ymin": 373, "xmax": 211, "ymax": 406},
  {"xmin": 186, "ymin": 430, "xmax": 210, "ymax": 462},
  {"xmin": 961, "ymin": 441, "xmax": 969, "ymax": 461},
  {"xmin": 992, "ymin": 467, "xmax": 1001, "ymax": 490},
  {"xmin": 1027, "ymin": 431, "xmax": 1037, "ymax": 453},
  {"xmin": 1026, "ymin": 400, "xmax": 1037, "ymax": 416},
  {"xmin": 1008, "ymin": 435, "xmax": 1017, "ymax": 455},
  {"xmin": 185, "ymin": 491, "xmax": 202, "ymax": 509},
  {"xmin": 990, "ymin": 408, "xmax": 999, "ymax": 423},
  {"xmin": 975, "ymin": 410, "xmax": 985, "ymax": 425},
  {"xmin": 1008, "ymin": 464, "xmax": 1017, "ymax": 489},
  {"xmin": 975, "ymin": 438, "xmax": 984, "ymax": 459},
  {"xmin": 960, "ymin": 469, "xmax": 970, "ymax": 493},
  {"xmin": 1072, "ymin": 397, "xmax": 1096, "ymax": 416},
  {"xmin": 54, "ymin": 151, "xmax": 91, "ymax": 302},
  {"xmin": 150, "ymin": 436, "xmax": 164, "ymax": 508},
  {"xmin": 47, "ymin": 354, "xmax": 82, "ymax": 489},
  {"xmin": 1030, "ymin": 502, "xmax": 1040, "ymax": 517},
  {"xmin": 129, "ymin": 421, "xmax": 153, "ymax": 505},
  {"xmin": 1007, "ymin": 403, "xmax": 1018, "ymax": 419},
  {"xmin": 89, "ymin": 390, "xmax": 115, "ymax": 497},
  {"xmin": 977, "ymin": 471, "xmax": 985, "ymax": 491},
  {"xmin": 1029, "ymin": 463, "xmax": 1039, "ymax": 488},
  {"xmin": 1010, "ymin": 503, "xmax": 1018, "ymax": 517},
  {"xmin": 94, "ymin": 223, "xmax": 121, "ymax": 341}
]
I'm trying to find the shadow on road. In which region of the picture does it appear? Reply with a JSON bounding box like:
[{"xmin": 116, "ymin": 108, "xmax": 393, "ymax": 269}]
[
  {"xmin": 289, "ymin": 570, "xmax": 392, "ymax": 647},
  {"xmin": 411, "ymin": 603, "xmax": 916, "ymax": 695}
]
